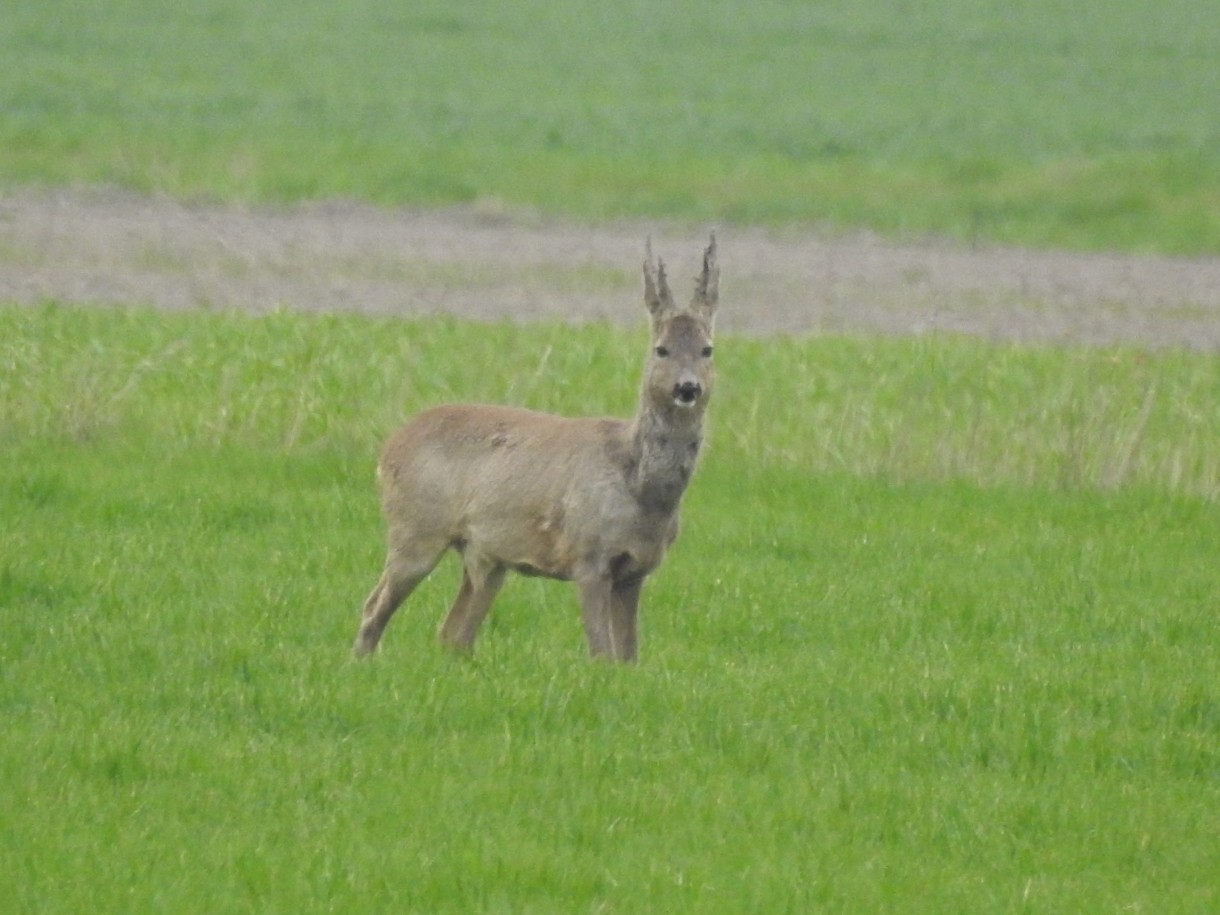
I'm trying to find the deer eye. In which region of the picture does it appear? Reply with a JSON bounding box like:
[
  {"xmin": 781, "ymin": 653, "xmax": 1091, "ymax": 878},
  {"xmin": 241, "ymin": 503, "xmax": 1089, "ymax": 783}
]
[
  {"xmin": 701, "ymin": 346, "xmax": 714, "ymax": 357},
  {"xmin": 654, "ymin": 346, "xmax": 670, "ymax": 357}
]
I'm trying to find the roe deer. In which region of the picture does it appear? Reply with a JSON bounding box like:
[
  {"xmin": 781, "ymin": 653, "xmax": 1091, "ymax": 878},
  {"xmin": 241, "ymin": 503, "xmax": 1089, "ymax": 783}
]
[{"xmin": 353, "ymin": 236, "xmax": 719, "ymax": 662}]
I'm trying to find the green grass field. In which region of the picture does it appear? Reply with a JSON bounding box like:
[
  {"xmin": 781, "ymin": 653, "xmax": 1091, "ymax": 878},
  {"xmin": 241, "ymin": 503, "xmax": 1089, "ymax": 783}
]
[
  {"xmin": 2, "ymin": 304, "xmax": 1219, "ymax": 912},
  {"xmin": 3, "ymin": 1, "xmax": 1220, "ymax": 909},
  {"xmin": 4, "ymin": 0, "xmax": 1220, "ymax": 252}
]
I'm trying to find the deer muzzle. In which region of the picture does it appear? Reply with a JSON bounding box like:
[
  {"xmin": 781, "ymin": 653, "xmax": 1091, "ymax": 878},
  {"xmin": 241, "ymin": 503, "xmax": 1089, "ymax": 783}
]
[{"xmin": 673, "ymin": 379, "xmax": 703, "ymax": 407}]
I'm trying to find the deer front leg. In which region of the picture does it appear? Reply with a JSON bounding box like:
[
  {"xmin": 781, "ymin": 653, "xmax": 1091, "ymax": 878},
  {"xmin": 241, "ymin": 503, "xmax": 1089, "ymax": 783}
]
[
  {"xmin": 579, "ymin": 575, "xmax": 616, "ymax": 659},
  {"xmin": 609, "ymin": 577, "xmax": 643, "ymax": 663},
  {"xmin": 580, "ymin": 575, "xmax": 641, "ymax": 662}
]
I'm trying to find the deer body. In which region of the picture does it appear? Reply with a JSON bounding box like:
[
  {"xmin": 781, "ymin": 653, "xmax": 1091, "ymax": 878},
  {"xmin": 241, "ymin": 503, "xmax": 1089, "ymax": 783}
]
[{"xmin": 354, "ymin": 238, "xmax": 718, "ymax": 662}]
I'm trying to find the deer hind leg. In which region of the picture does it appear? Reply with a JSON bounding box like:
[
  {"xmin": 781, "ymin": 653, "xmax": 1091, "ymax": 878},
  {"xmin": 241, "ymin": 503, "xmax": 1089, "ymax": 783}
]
[
  {"xmin": 438, "ymin": 551, "xmax": 507, "ymax": 654},
  {"xmin": 353, "ymin": 530, "xmax": 447, "ymax": 657}
]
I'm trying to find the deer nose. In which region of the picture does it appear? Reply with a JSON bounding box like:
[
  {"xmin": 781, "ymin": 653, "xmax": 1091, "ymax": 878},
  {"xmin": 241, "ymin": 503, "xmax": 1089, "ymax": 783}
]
[{"xmin": 674, "ymin": 380, "xmax": 702, "ymax": 405}]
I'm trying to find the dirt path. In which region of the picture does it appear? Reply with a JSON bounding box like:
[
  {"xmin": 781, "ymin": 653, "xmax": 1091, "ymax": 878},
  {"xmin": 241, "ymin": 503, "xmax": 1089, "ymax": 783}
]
[{"xmin": 4, "ymin": 187, "xmax": 1220, "ymax": 348}]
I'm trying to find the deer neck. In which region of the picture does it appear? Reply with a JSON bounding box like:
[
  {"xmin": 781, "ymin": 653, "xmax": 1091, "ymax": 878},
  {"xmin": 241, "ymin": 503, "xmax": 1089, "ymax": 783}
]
[{"xmin": 627, "ymin": 401, "xmax": 704, "ymax": 514}]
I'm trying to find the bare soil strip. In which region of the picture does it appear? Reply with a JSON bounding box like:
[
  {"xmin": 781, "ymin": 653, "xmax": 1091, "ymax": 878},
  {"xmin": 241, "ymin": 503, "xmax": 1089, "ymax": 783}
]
[{"xmin": 4, "ymin": 188, "xmax": 1220, "ymax": 348}]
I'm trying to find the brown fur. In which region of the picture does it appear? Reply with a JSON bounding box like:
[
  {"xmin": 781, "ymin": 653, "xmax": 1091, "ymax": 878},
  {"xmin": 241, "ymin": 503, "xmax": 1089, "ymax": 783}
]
[{"xmin": 353, "ymin": 237, "xmax": 719, "ymax": 662}]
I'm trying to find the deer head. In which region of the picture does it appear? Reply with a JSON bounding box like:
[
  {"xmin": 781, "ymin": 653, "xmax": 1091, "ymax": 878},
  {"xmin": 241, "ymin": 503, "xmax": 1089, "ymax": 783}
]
[{"xmin": 641, "ymin": 235, "xmax": 718, "ymax": 416}]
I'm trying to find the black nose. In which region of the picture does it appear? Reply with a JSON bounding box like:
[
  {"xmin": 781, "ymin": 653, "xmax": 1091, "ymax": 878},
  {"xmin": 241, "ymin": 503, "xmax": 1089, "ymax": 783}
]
[{"xmin": 675, "ymin": 381, "xmax": 701, "ymax": 404}]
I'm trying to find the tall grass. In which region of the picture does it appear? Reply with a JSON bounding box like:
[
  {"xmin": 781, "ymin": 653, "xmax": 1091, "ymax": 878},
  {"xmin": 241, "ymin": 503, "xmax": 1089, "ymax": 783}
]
[
  {"xmin": 5, "ymin": 304, "xmax": 1218, "ymax": 497},
  {"xmin": 2, "ymin": 303, "xmax": 1219, "ymax": 912},
  {"xmin": 3, "ymin": 0, "xmax": 1220, "ymax": 251}
]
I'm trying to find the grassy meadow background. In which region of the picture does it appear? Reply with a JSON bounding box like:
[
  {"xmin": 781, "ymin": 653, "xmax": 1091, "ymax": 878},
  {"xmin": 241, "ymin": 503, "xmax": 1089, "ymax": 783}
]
[
  {"xmin": 3, "ymin": 0, "xmax": 1220, "ymax": 252},
  {"xmin": 3, "ymin": 0, "xmax": 1220, "ymax": 912},
  {"xmin": 3, "ymin": 307, "xmax": 1219, "ymax": 913}
]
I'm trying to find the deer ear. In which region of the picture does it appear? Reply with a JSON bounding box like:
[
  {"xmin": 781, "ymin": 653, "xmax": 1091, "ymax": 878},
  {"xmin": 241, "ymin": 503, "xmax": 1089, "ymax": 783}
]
[
  {"xmin": 643, "ymin": 238, "xmax": 675, "ymax": 320},
  {"xmin": 691, "ymin": 233, "xmax": 718, "ymax": 325}
]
